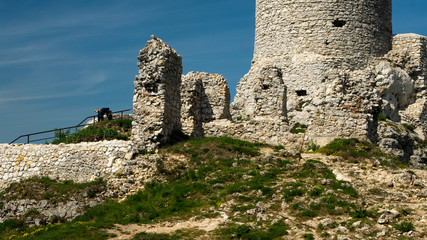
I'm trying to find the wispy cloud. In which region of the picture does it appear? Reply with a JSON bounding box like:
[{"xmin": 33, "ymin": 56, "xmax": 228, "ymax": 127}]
[
  {"xmin": 0, "ymin": 56, "xmax": 58, "ymax": 66},
  {"xmin": 0, "ymin": 72, "xmax": 107, "ymax": 104}
]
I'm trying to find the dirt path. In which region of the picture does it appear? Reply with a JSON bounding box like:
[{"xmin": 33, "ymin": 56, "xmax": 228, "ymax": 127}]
[{"xmin": 107, "ymin": 217, "xmax": 227, "ymax": 240}]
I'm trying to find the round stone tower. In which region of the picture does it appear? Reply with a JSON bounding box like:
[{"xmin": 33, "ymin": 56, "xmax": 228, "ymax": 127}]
[
  {"xmin": 232, "ymin": 0, "xmax": 393, "ymax": 144},
  {"xmin": 253, "ymin": 0, "xmax": 392, "ymax": 69}
]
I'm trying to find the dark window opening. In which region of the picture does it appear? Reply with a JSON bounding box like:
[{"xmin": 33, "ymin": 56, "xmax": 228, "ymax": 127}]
[
  {"xmin": 333, "ymin": 19, "xmax": 346, "ymax": 27},
  {"xmin": 262, "ymin": 84, "xmax": 270, "ymax": 90},
  {"xmin": 296, "ymin": 90, "xmax": 307, "ymax": 96},
  {"xmin": 144, "ymin": 83, "xmax": 158, "ymax": 93}
]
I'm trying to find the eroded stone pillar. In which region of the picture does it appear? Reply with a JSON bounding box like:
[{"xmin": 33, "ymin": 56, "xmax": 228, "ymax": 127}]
[{"xmin": 132, "ymin": 36, "xmax": 182, "ymax": 150}]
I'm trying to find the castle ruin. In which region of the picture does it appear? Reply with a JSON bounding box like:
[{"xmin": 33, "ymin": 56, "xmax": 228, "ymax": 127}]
[
  {"xmin": 233, "ymin": 0, "xmax": 426, "ymax": 146},
  {"xmin": 1, "ymin": 0, "xmax": 427, "ymax": 194},
  {"xmin": 153, "ymin": 0, "xmax": 426, "ymax": 165}
]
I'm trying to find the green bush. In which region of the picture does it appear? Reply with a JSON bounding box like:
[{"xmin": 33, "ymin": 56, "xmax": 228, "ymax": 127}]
[{"xmin": 303, "ymin": 233, "xmax": 315, "ymax": 240}]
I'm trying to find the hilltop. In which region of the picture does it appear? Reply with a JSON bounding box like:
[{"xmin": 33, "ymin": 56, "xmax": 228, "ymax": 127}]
[{"xmin": 1, "ymin": 137, "xmax": 426, "ymax": 240}]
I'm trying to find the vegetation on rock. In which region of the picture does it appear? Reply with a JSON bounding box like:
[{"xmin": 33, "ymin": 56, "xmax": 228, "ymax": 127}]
[
  {"xmin": 51, "ymin": 119, "xmax": 132, "ymax": 144},
  {"xmin": 0, "ymin": 137, "xmax": 424, "ymax": 240}
]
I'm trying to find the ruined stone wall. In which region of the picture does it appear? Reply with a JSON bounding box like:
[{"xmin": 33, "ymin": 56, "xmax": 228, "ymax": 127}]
[
  {"xmin": 232, "ymin": 67, "xmax": 287, "ymax": 121},
  {"xmin": 132, "ymin": 36, "xmax": 182, "ymax": 150},
  {"xmin": 386, "ymin": 34, "xmax": 427, "ymax": 138},
  {"xmin": 181, "ymin": 72, "xmax": 231, "ymax": 137},
  {"xmin": 181, "ymin": 76, "xmax": 203, "ymax": 137},
  {"xmin": 0, "ymin": 141, "xmax": 136, "ymax": 191}
]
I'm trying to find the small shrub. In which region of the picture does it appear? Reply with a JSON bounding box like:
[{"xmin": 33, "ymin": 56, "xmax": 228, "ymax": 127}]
[
  {"xmin": 291, "ymin": 123, "xmax": 308, "ymax": 134},
  {"xmin": 309, "ymin": 188, "xmax": 324, "ymax": 197},
  {"xmin": 400, "ymin": 208, "xmax": 412, "ymax": 216},
  {"xmin": 307, "ymin": 141, "xmax": 320, "ymax": 151},
  {"xmin": 0, "ymin": 219, "xmax": 25, "ymax": 232},
  {"xmin": 139, "ymin": 149, "xmax": 155, "ymax": 155},
  {"xmin": 378, "ymin": 113, "xmax": 387, "ymax": 122},
  {"xmin": 320, "ymin": 232, "xmax": 330, "ymax": 238},
  {"xmin": 303, "ymin": 233, "xmax": 315, "ymax": 240},
  {"xmin": 24, "ymin": 209, "xmax": 40, "ymax": 218},
  {"xmin": 350, "ymin": 209, "xmax": 373, "ymax": 219},
  {"xmin": 274, "ymin": 145, "xmax": 285, "ymax": 152},
  {"xmin": 394, "ymin": 221, "xmax": 414, "ymax": 232},
  {"xmin": 402, "ymin": 123, "xmax": 415, "ymax": 132},
  {"xmin": 87, "ymin": 190, "xmax": 97, "ymax": 198}
]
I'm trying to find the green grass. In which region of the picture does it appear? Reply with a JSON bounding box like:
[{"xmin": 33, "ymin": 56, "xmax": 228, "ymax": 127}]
[
  {"xmin": 317, "ymin": 138, "xmax": 388, "ymax": 163},
  {"xmin": 291, "ymin": 123, "xmax": 308, "ymax": 134},
  {"xmin": 164, "ymin": 136, "xmax": 266, "ymax": 161},
  {"xmin": 51, "ymin": 119, "xmax": 132, "ymax": 144},
  {"xmin": 378, "ymin": 113, "xmax": 387, "ymax": 122},
  {"xmin": 350, "ymin": 209, "xmax": 375, "ymax": 219},
  {"xmin": 303, "ymin": 233, "xmax": 315, "ymax": 240},
  {"xmin": 219, "ymin": 221, "xmax": 289, "ymax": 240},
  {"xmin": 0, "ymin": 177, "xmax": 106, "ymax": 203},
  {"xmin": 394, "ymin": 221, "xmax": 415, "ymax": 232},
  {"xmin": 402, "ymin": 123, "xmax": 415, "ymax": 133},
  {"xmin": 0, "ymin": 137, "xmax": 373, "ymax": 240}
]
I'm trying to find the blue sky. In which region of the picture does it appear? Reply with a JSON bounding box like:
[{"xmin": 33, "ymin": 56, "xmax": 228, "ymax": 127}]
[{"xmin": 0, "ymin": 0, "xmax": 426, "ymax": 143}]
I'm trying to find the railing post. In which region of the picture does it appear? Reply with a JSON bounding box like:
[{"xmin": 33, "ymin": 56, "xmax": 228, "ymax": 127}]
[{"xmin": 27, "ymin": 135, "xmax": 29, "ymax": 144}]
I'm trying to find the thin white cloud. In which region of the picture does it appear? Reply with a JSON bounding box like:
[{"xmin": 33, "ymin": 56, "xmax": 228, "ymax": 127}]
[
  {"xmin": 0, "ymin": 56, "xmax": 58, "ymax": 66},
  {"xmin": 0, "ymin": 72, "xmax": 107, "ymax": 104}
]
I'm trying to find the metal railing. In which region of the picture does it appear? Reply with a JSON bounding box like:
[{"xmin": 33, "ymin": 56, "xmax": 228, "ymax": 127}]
[{"xmin": 10, "ymin": 109, "xmax": 132, "ymax": 144}]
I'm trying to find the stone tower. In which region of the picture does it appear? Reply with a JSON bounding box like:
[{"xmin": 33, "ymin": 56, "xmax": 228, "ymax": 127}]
[
  {"xmin": 253, "ymin": 0, "xmax": 392, "ymax": 69},
  {"xmin": 233, "ymin": 0, "xmax": 394, "ymax": 144}
]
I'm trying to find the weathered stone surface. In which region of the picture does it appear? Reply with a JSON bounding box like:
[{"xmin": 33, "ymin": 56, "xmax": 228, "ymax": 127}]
[
  {"xmin": 132, "ymin": 35, "xmax": 182, "ymax": 150},
  {"xmin": 181, "ymin": 75, "xmax": 203, "ymax": 137},
  {"xmin": 181, "ymin": 72, "xmax": 231, "ymax": 137},
  {"xmin": 232, "ymin": 67, "xmax": 286, "ymax": 122},
  {"xmin": 385, "ymin": 34, "xmax": 427, "ymax": 139},
  {"xmin": 0, "ymin": 140, "xmax": 136, "ymax": 190}
]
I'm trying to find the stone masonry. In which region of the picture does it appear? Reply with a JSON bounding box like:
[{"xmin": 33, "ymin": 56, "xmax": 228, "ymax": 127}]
[
  {"xmin": 132, "ymin": 35, "xmax": 183, "ymax": 150},
  {"xmin": 1, "ymin": 0, "xmax": 427, "ymax": 210},
  {"xmin": 181, "ymin": 72, "xmax": 231, "ymax": 137},
  {"xmin": 231, "ymin": 0, "xmax": 427, "ymax": 149},
  {"xmin": 0, "ymin": 140, "xmax": 136, "ymax": 191}
]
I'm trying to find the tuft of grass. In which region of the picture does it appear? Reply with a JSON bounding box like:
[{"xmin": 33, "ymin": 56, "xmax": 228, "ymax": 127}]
[
  {"xmin": 394, "ymin": 221, "xmax": 414, "ymax": 232},
  {"xmin": 350, "ymin": 209, "xmax": 374, "ymax": 219},
  {"xmin": 138, "ymin": 149, "xmax": 155, "ymax": 155},
  {"xmin": 164, "ymin": 137, "xmax": 265, "ymax": 159},
  {"xmin": 1, "ymin": 177, "xmax": 106, "ymax": 203},
  {"xmin": 291, "ymin": 123, "xmax": 308, "ymax": 134},
  {"xmin": 378, "ymin": 113, "xmax": 387, "ymax": 122},
  {"xmin": 220, "ymin": 221, "xmax": 289, "ymax": 240},
  {"xmin": 303, "ymin": 233, "xmax": 315, "ymax": 240},
  {"xmin": 317, "ymin": 138, "xmax": 387, "ymax": 163},
  {"xmin": 402, "ymin": 123, "xmax": 415, "ymax": 132},
  {"xmin": 132, "ymin": 232, "xmax": 180, "ymax": 240}
]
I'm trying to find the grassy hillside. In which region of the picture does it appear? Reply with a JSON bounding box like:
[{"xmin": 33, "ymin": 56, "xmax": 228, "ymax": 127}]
[{"xmin": 1, "ymin": 137, "xmax": 424, "ymax": 240}]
